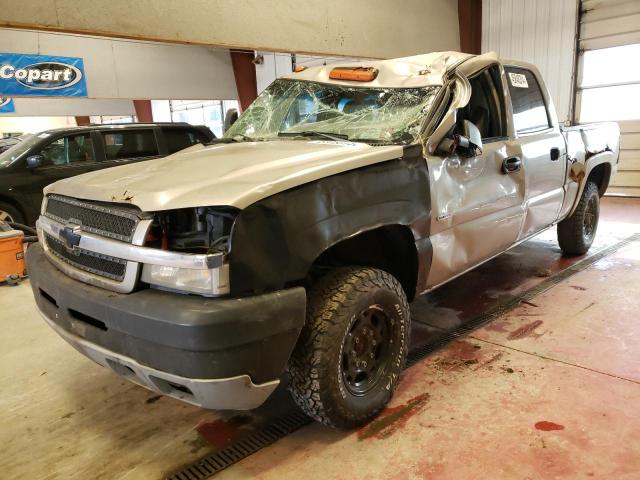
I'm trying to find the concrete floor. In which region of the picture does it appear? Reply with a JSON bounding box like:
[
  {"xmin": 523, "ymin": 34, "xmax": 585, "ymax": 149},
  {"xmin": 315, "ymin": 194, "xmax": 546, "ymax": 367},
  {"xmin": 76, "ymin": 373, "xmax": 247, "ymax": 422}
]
[{"xmin": 1, "ymin": 197, "xmax": 639, "ymax": 479}]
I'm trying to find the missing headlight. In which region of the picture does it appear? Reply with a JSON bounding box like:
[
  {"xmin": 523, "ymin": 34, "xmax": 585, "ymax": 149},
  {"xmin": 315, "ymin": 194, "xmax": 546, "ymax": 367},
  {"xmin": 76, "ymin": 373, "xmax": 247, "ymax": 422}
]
[{"xmin": 145, "ymin": 207, "xmax": 238, "ymax": 254}]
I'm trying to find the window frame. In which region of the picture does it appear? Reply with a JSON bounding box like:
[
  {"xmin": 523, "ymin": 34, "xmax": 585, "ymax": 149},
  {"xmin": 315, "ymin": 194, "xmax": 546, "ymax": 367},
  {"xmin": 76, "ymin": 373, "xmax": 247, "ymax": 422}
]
[
  {"xmin": 503, "ymin": 65, "xmax": 553, "ymax": 137},
  {"xmin": 465, "ymin": 64, "xmax": 509, "ymax": 144}
]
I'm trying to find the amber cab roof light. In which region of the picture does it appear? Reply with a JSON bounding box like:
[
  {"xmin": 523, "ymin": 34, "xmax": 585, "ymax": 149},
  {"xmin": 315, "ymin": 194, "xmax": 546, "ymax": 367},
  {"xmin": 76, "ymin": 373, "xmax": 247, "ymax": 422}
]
[{"xmin": 329, "ymin": 66, "xmax": 379, "ymax": 82}]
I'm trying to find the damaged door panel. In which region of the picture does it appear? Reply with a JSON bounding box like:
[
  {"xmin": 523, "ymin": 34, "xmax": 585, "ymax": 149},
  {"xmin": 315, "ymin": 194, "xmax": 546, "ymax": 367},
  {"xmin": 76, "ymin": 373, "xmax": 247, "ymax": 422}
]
[
  {"xmin": 426, "ymin": 141, "xmax": 525, "ymax": 288},
  {"xmin": 426, "ymin": 64, "xmax": 525, "ymax": 289}
]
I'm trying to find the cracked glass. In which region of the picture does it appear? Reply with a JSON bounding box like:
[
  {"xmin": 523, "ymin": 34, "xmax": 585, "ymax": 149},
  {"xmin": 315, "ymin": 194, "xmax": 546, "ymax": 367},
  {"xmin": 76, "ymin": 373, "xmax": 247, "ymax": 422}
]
[{"xmin": 225, "ymin": 79, "xmax": 440, "ymax": 144}]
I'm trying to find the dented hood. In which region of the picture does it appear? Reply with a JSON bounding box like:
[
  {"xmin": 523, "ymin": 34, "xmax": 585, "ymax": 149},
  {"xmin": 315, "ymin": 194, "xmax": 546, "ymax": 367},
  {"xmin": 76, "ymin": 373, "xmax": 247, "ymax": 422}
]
[{"xmin": 45, "ymin": 140, "xmax": 403, "ymax": 211}]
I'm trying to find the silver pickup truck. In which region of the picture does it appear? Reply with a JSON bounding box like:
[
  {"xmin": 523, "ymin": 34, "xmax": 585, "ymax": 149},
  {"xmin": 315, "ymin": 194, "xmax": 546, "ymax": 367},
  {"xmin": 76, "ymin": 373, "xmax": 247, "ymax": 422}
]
[{"xmin": 26, "ymin": 51, "xmax": 619, "ymax": 429}]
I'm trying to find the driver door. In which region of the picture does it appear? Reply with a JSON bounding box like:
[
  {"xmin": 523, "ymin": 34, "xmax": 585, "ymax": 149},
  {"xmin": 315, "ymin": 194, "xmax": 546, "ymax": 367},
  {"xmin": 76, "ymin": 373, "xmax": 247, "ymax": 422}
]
[{"xmin": 426, "ymin": 65, "xmax": 525, "ymax": 288}]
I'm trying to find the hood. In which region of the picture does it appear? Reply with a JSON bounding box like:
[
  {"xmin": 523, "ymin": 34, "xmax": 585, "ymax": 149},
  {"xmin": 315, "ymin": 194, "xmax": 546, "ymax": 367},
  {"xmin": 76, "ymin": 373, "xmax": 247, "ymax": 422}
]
[{"xmin": 46, "ymin": 140, "xmax": 403, "ymax": 211}]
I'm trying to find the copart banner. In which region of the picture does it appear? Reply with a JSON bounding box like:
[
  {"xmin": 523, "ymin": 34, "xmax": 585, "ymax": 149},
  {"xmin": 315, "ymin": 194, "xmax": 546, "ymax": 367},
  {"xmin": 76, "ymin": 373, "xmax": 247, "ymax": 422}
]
[{"xmin": 0, "ymin": 53, "xmax": 87, "ymax": 97}]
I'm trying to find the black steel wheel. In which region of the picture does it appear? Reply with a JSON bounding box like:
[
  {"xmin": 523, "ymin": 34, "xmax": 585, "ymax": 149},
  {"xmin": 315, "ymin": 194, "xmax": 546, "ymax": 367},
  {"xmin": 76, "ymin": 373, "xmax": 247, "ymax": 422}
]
[
  {"xmin": 342, "ymin": 305, "xmax": 392, "ymax": 396},
  {"xmin": 287, "ymin": 267, "xmax": 410, "ymax": 429},
  {"xmin": 558, "ymin": 181, "xmax": 600, "ymax": 256},
  {"xmin": 583, "ymin": 194, "xmax": 598, "ymax": 240}
]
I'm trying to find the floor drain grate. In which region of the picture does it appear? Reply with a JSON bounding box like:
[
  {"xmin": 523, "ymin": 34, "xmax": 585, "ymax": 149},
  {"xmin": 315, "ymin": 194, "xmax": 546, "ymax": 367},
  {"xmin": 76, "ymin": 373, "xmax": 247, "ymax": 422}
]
[
  {"xmin": 168, "ymin": 233, "xmax": 639, "ymax": 479},
  {"xmin": 166, "ymin": 410, "xmax": 312, "ymax": 480}
]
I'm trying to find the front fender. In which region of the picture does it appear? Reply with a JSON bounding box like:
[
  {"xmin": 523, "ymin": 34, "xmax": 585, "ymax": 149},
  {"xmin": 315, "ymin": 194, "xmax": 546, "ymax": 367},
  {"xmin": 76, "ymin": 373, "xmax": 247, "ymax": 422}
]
[{"xmin": 228, "ymin": 144, "xmax": 431, "ymax": 294}]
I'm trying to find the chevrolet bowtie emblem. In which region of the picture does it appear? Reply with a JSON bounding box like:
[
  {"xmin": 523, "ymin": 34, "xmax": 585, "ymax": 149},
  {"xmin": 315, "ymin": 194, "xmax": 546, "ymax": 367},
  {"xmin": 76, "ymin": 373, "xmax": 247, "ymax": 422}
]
[{"xmin": 60, "ymin": 223, "xmax": 82, "ymax": 250}]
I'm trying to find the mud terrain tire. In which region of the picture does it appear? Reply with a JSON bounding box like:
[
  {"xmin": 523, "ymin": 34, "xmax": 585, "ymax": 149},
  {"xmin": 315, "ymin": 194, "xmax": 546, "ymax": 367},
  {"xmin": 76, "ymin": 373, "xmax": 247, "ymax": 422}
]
[
  {"xmin": 558, "ymin": 181, "xmax": 600, "ymax": 256},
  {"xmin": 287, "ymin": 267, "xmax": 410, "ymax": 429}
]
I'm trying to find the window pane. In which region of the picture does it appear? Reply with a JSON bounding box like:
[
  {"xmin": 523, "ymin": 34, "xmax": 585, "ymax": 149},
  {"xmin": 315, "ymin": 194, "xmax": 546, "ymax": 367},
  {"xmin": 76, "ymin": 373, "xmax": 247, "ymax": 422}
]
[
  {"xmin": 204, "ymin": 105, "xmax": 222, "ymax": 123},
  {"xmin": 102, "ymin": 130, "xmax": 158, "ymax": 160},
  {"xmin": 504, "ymin": 67, "xmax": 550, "ymax": 134},
  {"xmin": 163, "ymin": 128, "xmax": 199, "ymax": 154},
  {"xmin": 464, "ymin": 67, "xmax": 506, "ymax": 139},
  {"xmin": 579, "ymin": 84, "xmax": 640, "ymax": 122},
  {"xmin": 66, "ymin": 134, "xmax": 95, "ymax": 163},
  {"xmin": 581, "ymin": 44, "xmax": 640, "ymax": 88},
  {"xmin": 171, "ymin": 110, "xmax": 188, "ymax": 123},
  {"xmin": 39, "ymin": 138, "xmax": 66, "ymax": 166},
  {"xmin": 38, "ymin": 134, "xmax": 94, "ymax": 165}
]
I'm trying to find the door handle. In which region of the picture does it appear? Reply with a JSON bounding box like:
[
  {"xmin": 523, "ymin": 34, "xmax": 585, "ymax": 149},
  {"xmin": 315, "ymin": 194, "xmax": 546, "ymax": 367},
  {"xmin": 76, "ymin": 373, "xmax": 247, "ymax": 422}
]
[
  {"xmin": 550, "ymin": 147, "xmax": 560, "ymax": 161},
  {"xmin": 502, "ymin": 156, "xmax": 522, "ymax": 174}
]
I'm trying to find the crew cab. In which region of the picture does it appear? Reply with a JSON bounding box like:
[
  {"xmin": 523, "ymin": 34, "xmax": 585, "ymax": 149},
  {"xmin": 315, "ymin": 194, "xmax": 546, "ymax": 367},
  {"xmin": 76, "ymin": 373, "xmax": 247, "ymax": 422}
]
[
  {"xmin": 0, "ymin": 123, "xmax": 214, "ymax": 225},
  {"xmin": 26, "ymin": 52, "xmax": 619, "ymax": 428}
]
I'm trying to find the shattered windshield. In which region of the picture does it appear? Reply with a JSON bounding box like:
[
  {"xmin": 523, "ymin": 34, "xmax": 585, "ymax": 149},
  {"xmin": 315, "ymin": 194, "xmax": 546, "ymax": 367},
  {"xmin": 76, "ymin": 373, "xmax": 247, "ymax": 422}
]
[{"xmin": 225, "ymin": 79, "xmax": 439, "ymax": 144}]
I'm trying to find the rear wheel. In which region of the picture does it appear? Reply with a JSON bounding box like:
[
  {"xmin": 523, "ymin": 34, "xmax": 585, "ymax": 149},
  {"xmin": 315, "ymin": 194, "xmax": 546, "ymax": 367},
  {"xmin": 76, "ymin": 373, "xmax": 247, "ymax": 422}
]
[
  {"xmin": 287, "ymin": 267, "xmax": 410, "ymax": 429},
  {"xmin": 0, "ymin": 202, "xmax": 24, "ymax": 225},
  {"xmin": 557, "ymin": 181, "xmax": 600, "ymax": 256}
]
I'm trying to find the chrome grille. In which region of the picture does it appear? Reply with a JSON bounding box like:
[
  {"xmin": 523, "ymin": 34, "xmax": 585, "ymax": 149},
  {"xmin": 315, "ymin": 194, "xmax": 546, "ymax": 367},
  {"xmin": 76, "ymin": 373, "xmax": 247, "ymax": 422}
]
[
  {"xmin": 45, "ymin": 233, "xmax": 127, "ymax": 281},
  {"xmin": 45, "ymin": 194, "xmax": 140, "ymax": 242}
]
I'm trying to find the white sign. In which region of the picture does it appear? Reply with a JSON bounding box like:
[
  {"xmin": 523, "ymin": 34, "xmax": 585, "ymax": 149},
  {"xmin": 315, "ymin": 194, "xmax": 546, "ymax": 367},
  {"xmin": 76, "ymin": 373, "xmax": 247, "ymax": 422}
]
[{"xmin": 509, "ymin": 72, "xmax": 529, "ymax": 88}]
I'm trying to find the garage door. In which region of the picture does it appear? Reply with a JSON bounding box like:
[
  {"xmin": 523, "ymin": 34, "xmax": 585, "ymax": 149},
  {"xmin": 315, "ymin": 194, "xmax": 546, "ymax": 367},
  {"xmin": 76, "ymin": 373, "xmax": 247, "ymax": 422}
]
[{"xmin": 577, "ymin": 0, "xmax": 640, "ymax": 196}]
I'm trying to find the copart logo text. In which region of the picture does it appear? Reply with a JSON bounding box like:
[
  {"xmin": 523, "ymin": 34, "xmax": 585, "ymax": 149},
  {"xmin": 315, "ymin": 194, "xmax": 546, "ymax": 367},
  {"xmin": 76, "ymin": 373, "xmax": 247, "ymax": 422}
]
[{"xmin": 0, "ymin": 62, "xmax": 83, "ymax": 90}]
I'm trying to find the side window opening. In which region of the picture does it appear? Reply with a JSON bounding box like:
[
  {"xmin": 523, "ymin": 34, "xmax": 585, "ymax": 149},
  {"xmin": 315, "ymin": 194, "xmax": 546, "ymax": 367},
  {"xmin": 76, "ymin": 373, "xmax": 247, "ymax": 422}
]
[
  {"xmin": 458, "ymin": 65, "xmax": 506, "ymax": 141},
  {"xmin": 163, "ymin": 128, "xmax": 205, "ymax": 154},
  {"xmin": 38, "ymin": 134, "xmax": 95, "ymax": 166},
  {"xmin": 504, "ymin": 66, "xmax": 551, "ymax": 134},
  {"xmin": 102, "ymin": 130, "xmax": 159, "ymax": 160}
]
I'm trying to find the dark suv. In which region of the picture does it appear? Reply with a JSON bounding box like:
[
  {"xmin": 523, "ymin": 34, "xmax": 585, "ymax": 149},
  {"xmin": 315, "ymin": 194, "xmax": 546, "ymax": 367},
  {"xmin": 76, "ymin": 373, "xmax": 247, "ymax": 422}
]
[{"xmin": 0, "ymin": 123, "xmax": 214, "ymax": 224}]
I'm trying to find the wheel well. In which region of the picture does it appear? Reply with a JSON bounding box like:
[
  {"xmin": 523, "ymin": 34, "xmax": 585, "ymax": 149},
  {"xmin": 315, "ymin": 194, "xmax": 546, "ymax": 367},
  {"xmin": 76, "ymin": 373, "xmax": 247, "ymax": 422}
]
[
  {"xmin": 587, "ymin": 163, "xmax": 611, "ymax": 197},
  {"xmin": 311, "ymin": 225, "xmax": 418, "ymax": 301}
]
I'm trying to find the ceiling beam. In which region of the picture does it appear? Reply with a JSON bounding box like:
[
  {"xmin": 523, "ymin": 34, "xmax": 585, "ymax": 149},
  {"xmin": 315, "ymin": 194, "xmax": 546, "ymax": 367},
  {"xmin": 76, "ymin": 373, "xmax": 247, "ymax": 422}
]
[{"xmin": 0, "ymin": 0, "xmax": 460, "ymax": 59}]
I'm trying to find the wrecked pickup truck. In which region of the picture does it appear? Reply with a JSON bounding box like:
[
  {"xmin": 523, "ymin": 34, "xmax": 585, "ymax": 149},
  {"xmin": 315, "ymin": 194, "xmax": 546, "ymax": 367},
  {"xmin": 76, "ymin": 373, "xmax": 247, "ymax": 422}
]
[{"xmin": 26, "ymin": 51, "xmax": 619, "ymax": 428}]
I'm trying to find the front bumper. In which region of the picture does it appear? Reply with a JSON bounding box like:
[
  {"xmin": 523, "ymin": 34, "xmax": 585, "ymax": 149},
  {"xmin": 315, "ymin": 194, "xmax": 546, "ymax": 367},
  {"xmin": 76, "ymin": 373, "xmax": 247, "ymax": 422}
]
[{"xmin": 26, "ymin": 244, "xmax": 307, "ymax": 410}]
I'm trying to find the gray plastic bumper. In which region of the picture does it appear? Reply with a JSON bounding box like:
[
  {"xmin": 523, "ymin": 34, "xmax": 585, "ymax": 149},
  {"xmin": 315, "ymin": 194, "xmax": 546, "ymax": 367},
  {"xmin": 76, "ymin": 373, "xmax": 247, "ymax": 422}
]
[{"xmin": 36, "ymin": 305, "xmax": 280, "ymax": 410}]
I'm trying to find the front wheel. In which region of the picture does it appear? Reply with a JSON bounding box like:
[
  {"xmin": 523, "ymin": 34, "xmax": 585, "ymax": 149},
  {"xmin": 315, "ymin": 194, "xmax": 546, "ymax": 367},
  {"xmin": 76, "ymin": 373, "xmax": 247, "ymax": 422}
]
[
  {"xmin": 557, "ymin": 181, "xmax": 600, "ymax": 256},
  {"xmin": 287, "ymin": 267, "xmax": 410, "ymax": 429},
  {"xmin": 0, "ymin": 201, "xmax": 24, "ymax": 225}
]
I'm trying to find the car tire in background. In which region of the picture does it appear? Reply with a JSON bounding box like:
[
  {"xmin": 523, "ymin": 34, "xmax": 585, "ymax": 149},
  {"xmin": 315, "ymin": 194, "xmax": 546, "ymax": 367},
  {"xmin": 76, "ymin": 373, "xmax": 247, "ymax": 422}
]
[
  {"xmin": 287, "ymin": 267, "xmax": 410, "ymax": 429},
  {"xmin": 557, "ymin": 181, "xmax": 600, "ymax": 256},
  {"xmin": 224, "ymin": 108, "xmax": 239, "ymax": 132},
  {"xmin": 0, "ymin": 201, "xmax": 25, "ymax": 225}
]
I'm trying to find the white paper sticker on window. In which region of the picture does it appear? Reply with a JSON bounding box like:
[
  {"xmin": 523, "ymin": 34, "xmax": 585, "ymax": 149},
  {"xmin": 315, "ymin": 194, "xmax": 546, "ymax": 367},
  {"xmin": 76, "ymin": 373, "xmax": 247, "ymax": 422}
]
[{"xmin": 509, "ymin": 72, "xmax": 529, "ymax": 88}]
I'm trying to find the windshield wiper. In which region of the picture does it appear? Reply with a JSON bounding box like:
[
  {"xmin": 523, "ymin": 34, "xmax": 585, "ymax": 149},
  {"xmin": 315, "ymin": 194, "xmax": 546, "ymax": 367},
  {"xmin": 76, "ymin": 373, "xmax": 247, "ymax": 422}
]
[
  {"xmin": 231, "ymin": 134, "xmax": 258, "ymax": 142},
  {"xmin": 278, "ymin": 131, "xmax": 350, "ymax": 142}
]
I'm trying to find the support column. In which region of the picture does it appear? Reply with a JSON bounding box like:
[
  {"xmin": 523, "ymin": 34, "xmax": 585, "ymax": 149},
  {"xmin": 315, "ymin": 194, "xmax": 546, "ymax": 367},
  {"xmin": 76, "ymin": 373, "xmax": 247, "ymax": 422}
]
[
  {"xmin": 458, "ymin": 0, "xmax": 482, "ymax": 54},
  {"xmin": 133, "ymin": 100, "xmax": 153, "ymax": 122},
  {"xmin": 230, "ymin": 50, "xmax": 258, "ymax": 112}
]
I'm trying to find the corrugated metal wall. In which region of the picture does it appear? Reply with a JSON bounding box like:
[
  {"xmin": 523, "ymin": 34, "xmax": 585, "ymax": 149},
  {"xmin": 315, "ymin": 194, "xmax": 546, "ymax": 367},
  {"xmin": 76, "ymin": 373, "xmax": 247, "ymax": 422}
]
[
  {"xmin": 481, "ymin": 0, "xmax": 578, "ymax": 124},
  {"xmin": 579, "ymin": 0, "xmax": 640, "ymax": 196}
]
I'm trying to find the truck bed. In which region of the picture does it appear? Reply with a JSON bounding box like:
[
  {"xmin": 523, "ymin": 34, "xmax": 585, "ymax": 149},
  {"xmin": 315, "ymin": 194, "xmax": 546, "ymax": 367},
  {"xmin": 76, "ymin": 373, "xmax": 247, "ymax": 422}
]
[{"xmin": 562, "ymin": 122, "xmax": 620, "ymax": 160}]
